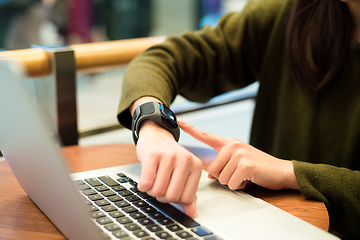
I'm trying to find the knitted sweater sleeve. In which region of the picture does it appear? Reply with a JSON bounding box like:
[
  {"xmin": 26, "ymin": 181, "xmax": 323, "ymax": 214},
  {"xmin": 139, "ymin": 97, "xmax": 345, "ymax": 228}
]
[
  {"xmin": 117, "ymin": 0, "xmax": 287, "ymax": 129},
  {"xmin": 293, "ymin": 160, "xmax": 360, "ymax": 239}
]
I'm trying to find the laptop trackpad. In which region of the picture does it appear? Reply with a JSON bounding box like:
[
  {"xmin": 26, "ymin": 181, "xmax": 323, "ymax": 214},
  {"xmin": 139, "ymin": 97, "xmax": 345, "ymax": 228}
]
[{"xmin": 195, "ymin": 180, "xmax": 265, "ymax": 219}]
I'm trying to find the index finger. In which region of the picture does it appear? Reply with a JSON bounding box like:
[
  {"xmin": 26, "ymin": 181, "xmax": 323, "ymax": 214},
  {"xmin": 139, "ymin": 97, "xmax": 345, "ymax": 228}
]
[
  {"xmin": 137, "ymin": 155, "xmax": 158, "ymax": 192},
  {"xmin": 177, "ymin": 119, "xmax": 227, "ymax": 152}
]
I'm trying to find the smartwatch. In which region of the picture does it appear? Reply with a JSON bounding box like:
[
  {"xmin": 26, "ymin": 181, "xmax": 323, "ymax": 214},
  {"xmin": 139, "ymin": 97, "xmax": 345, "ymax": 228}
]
[{"xmin": 131, "ymin": 102, "xmax": 180, "ymax": 145}]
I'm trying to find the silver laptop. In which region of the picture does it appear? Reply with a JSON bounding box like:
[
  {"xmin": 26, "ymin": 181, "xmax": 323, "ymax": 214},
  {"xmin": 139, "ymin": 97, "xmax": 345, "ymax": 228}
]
[{"xmin": 0, "ymin": 60, "xmax": 339, "ymax": 240}]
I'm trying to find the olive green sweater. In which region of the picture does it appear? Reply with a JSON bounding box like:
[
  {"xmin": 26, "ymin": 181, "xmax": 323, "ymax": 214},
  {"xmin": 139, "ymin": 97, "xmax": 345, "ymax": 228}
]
[{"xmin": 117, "ymin": 0, "xmax": 360, "ymax": 238}]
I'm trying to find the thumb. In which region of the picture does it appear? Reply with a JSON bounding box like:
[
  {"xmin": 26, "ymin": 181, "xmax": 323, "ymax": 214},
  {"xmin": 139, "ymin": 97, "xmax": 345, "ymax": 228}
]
[{"xmin": 177, "ymin": 119, "xmax": 227, "ymax": 152}]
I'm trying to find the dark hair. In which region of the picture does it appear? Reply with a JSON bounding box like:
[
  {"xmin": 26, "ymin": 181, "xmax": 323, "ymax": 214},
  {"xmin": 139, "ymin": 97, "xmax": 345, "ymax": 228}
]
[{"xmin": 286, "ymin": 0, "xmax": 351, "ymax": 93}]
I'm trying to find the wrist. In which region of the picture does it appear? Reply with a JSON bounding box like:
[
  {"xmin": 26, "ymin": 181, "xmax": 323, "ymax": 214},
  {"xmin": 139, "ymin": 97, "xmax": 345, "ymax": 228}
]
[
  {"xmin": 138, "ymin": 120, "xmax": 175, "ymax": 140},
  {"xmin": 283, "ymin": 160, "xmax": 300, "ymax": 190},
  {"xmin": 131, "ymin": 101, "xmax": 180, "ymax": 145}
]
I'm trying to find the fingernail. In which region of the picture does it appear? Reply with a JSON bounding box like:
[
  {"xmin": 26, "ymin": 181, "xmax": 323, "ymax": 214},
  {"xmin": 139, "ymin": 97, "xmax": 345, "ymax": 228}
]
[{"xmin": 177, "ymin": 118, "xmax": 186, "ymax": 126}]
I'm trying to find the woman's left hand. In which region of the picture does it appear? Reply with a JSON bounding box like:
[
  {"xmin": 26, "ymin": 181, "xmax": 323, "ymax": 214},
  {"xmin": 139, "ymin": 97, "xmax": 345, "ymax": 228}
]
[{"xmin": 178, "ymin": 119, "xmax": 299, "ymax": 191}]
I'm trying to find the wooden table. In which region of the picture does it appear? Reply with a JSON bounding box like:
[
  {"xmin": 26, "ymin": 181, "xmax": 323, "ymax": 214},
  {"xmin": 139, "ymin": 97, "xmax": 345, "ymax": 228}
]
[{"xmin": 0, "ymin": 144, "xmax": 329, "ymax": 239}]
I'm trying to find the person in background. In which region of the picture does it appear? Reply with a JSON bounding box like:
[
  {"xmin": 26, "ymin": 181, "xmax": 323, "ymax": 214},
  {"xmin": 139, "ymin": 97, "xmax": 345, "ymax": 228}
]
[
  {"xmin": 0, "ymin": 0, "xmax": 42, "ymax": 50},
  {"xmin": 117, "ymin": 0, "xmax": 360, "ymax": 239}
]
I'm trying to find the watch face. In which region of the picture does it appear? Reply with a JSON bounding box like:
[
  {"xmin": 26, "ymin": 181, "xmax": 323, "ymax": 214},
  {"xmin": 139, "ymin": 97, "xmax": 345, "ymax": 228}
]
[
  {"xmin": 159, "ymin": 103, "xmax": 178, "ymax": 128},
  {"xmin": 164, "ymin": 106, "xmax": 176, "ymax": 121}
]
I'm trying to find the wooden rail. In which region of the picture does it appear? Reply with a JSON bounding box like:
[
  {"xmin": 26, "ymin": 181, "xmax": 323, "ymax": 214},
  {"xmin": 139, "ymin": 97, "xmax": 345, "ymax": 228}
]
[
  {"xmin": 0, "ymin": 36, "xmax": 166, "ymax": 146},
  {"xmin": 0, "ymin": 36, "xmax": 166, "ymax": 77}
]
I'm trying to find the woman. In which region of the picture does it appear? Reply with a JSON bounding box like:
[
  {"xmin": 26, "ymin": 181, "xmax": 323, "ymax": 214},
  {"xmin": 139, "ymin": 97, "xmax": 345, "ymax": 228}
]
[{"xmin": 117, "ymin": 0, "xmax": 360, "ymax": 238}]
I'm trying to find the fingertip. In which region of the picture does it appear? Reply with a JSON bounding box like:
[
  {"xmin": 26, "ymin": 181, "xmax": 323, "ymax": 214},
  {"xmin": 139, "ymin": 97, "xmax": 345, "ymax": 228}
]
[
  {"xmin": 207, "ymin": 173, "xmax": 215, "ymax": 179},
  {"xmin": 138, "ymin": 161, "xmax": 157, "ymax": 192},
  {"xmin": 138, "ymin": 172, "xmax": 154, "ymax": 191},
  {"xmin": 177, "ymin": 118, "xmax": 186, "ymax": 126},
  {"xmin": 178, "ymin": 119, "xmax": 189, "ymax": 131},
  {"xmin": 182, "ymin": 200, "xmax": 197, "ymax": 217},
  {"xmin": 137, "ymin": 181, "xmax": 150, "ymax": 192}
]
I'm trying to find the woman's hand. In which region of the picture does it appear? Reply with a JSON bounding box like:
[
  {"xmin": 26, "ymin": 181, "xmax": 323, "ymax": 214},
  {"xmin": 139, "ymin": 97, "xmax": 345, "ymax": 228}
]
[
  {"xmin": 135, "ymin": 120, "xmax": 203, "ymax": 217},
  {"xmin": 178, "ymin": 119, "xmax": 299, "ymax": 191}
]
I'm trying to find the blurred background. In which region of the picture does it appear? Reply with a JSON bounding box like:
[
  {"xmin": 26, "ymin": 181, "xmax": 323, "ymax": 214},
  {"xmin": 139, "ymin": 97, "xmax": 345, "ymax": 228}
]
[
  {"xmin": 0, "ymin": 0, "xmax": 248, "ymax": 49},
  {"xmin": 0, "ymin": 0, "xmax": 254, "ymax": 149}
]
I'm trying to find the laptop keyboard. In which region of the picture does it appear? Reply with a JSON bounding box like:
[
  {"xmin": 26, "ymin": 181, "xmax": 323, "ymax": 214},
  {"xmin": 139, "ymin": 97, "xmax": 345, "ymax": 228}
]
[{"xmin": 74, "ymin": 173, "xmax": 222, "ymax": 240}]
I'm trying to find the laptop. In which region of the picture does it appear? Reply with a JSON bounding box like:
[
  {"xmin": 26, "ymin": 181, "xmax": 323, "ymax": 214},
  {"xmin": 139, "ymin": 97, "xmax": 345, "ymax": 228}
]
[{"xmin": 0, "ymin": 60, "xmax": 339, "ymax": 240}]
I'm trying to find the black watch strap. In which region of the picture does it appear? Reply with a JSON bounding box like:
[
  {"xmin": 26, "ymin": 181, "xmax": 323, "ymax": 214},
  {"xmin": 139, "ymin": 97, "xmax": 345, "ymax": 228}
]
[{"xmin": 131, "ymin": 102, "xmax": 180, "ymax": 145}]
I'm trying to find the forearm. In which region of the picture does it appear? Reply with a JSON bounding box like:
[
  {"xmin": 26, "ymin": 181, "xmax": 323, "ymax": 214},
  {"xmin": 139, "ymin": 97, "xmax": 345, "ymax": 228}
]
[
  {"xmin": 117, "ymin": 8, "xmax": 276, "ymax": 128},
  {"xmin": 293, "ymin": 160, "xmax": 360, "ymax": 238}
]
